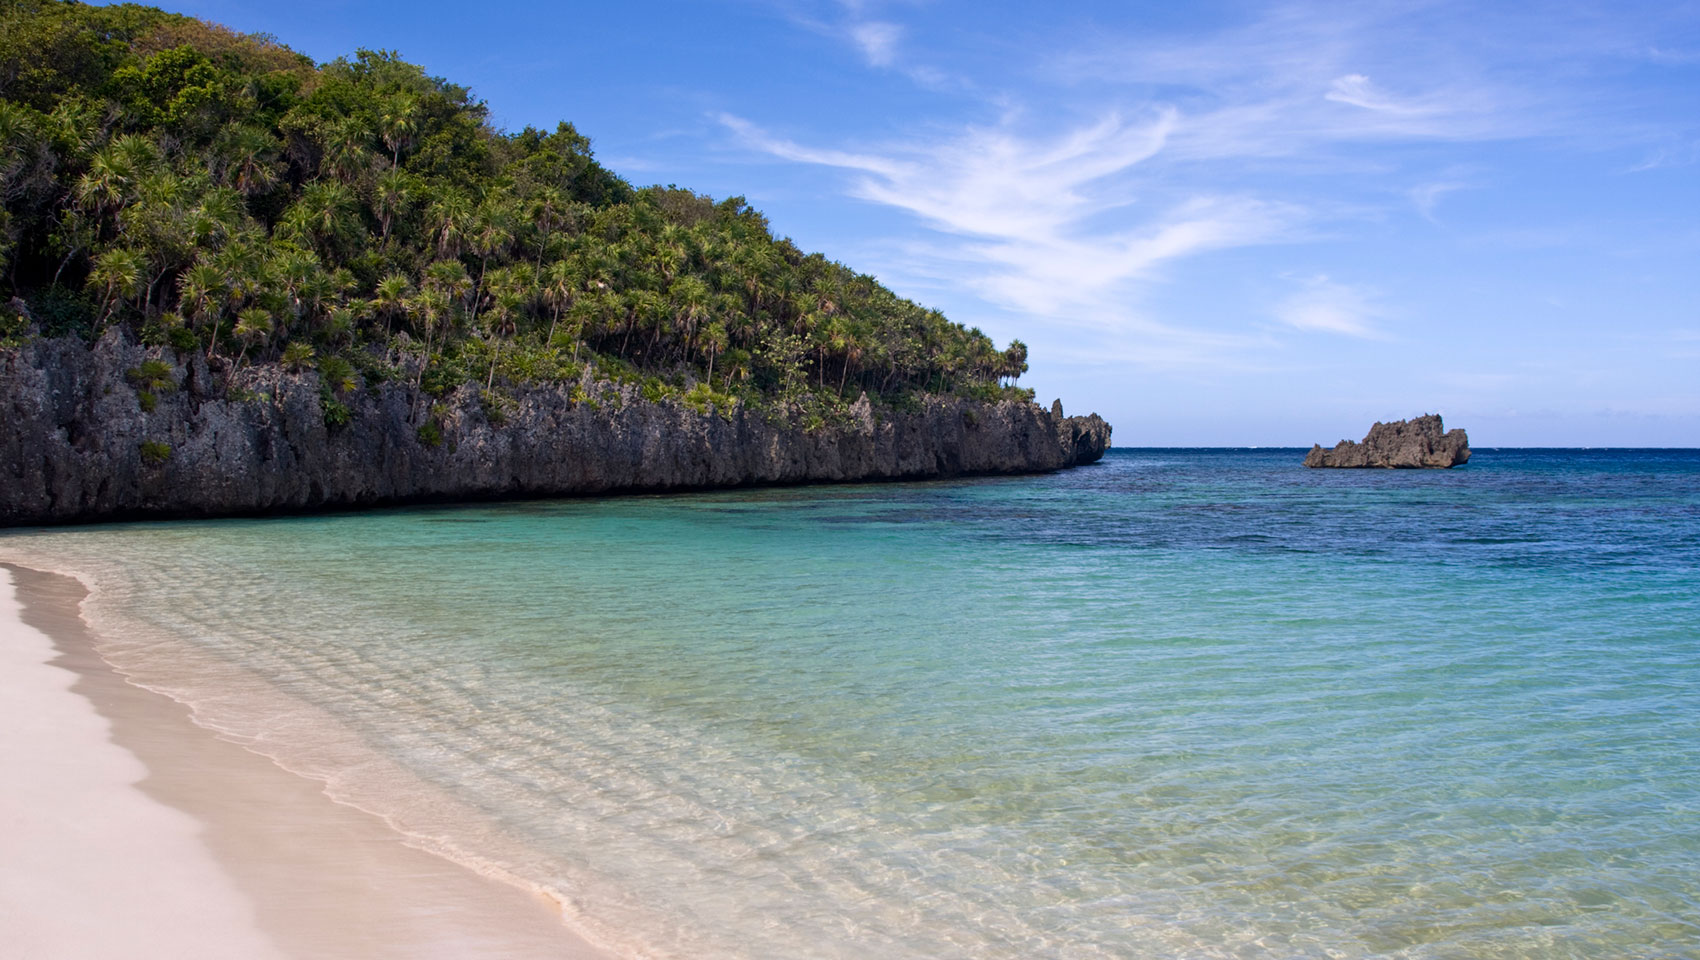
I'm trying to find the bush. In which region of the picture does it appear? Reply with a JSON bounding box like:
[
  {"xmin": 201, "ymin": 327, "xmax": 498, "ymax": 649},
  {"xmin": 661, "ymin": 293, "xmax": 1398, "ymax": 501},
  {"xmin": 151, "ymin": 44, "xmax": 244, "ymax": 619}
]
[
  {"xmin": 317, "ymin": 354, "xmax": 357, "ymax": 394},
  {"xmin": 127, "ymin": 359, "xmax": 177, "ymax": 393},
  {"xmin": 482, "ymin": 389, "xmax": 516, "ymax": 426},
  {"xmin": 320, "ymin": 391, "xmax": 351, "ymax": 429},
  {"xmin": 139, "ymin": 313, "xmax": 186, "ymax": 347},
  {"xmin": 139, "ymin": 440, "xmax": 172, "ymax": 464},
  {"xmin": 416, "ymin": 420, "xmax": 443, "ymax": 448},
  {"xmin": 24, "ymin": 286, "xmax": 95, "ymax": 340},
  {"xmin": 282, "ymin": 340, "xmax": 316, "ymax": 371}
]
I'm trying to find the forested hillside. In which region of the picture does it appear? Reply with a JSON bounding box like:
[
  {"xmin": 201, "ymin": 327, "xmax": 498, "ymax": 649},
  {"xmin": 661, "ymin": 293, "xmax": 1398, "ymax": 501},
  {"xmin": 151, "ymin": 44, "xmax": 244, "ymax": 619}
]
[{"xmin": 0, "ymin": 0, "xmax": 1032, "ymax": 420}]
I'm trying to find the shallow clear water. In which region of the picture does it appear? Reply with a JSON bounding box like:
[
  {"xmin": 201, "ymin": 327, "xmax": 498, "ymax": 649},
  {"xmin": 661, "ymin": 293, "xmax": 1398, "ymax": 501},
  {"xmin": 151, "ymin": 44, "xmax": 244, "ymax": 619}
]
[{"xmin": 5, "ymin": 449, "xmax": 1698, "ymax": 958}]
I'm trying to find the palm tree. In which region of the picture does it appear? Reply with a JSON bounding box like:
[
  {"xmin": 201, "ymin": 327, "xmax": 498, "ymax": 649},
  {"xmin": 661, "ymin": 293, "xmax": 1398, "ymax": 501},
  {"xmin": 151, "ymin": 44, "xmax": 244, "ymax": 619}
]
[
  {"xmin": 425, "ymin": 258, "xmax": 472, "ymax": 320},
  {"xmin": 372, "ymin": 168, "xmax": 412, "ymax": 243},
  {"xmin": 701, "ymin": 320, "xmax": 729, "ymax": 387},
  {"xmin": 529, "ymin": 186, "xmax": 567, "ymax": 269},
  {"xmin": 322, "ymin": 116, "xmax": 374, "ymax": 184},
  {"xmin": 482, "ymin": 291, "xmax": 521, "ymax": 390},
  {"xmin": 468, "ymin": 197, "xmax": 517, "ymax": 326},
  {"xmin": 428, "ymin": 189, "xmax": 473, "ymax": 260},
  {"xmin": 177, "ymin": 261, "xmax": 226, "ymax": 358},
  {"xmin": 89, "ymin": 247, "xmax": 144, "ymax": 325},
  {"xmin": 669, "ymin": 275, "xmax": 711, "ymax": 360},
  {"xmin": 294, "ymin": 181, "xmax": 361, "ymax": 257},
  {"xmin": 370, "ymin": 271, "xmax": 412, "ymax": 337},
  {"xmin": 216, "ymin": 125, "xmax": 280, "ymax": 197},
  {"xmin": 378, "ymin": 96, "xmax": 418, "ymax": 168},
  {"xmin": 407, "ymin": 287, "xmax": 449, "ymax": 363},
  {"xmin": 271, "ymin": 248, "xmax": 326, "ymax": 339},
  {"xmin": 541, "ymin": 259, "xmax": 581, "ymax": 345},
  {"xmin": 232, "ymin": 307, "xmax": 273, "ymax": 366}
]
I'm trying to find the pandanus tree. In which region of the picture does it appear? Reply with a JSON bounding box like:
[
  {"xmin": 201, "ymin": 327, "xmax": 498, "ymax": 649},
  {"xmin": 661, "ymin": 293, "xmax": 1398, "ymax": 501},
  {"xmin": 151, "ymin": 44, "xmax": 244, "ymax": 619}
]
[
  {"xmin": 89, "ymin": 247, "xmax": 145, "ymax": 325},
  {"xmin": 428, "ymin": 189, "xmax": 473, "ymax": 259},
  {"xmin": 425, "ymin": 258, "xmax": 472, "ymax": 317},
  {"xmin": 372, "ymin": 168, "xmax": 413, "ymax": 243},
  {"xmin": 701, "ymin": 320, "xmax": 729, "ymax": 387},
  {"xmin": 541, "ymin": 258, "xmax": 580, "ymax": 344},
  {"xmin": 669, "ymin": 274, "xmax": 711, "ymax": 359},
  {"xmin": 215, "ymin": 125, "xmax": 280, "ymax": 197},
  {"xmin": 468, "ymin": 197, "xmax": 517, "ymax": 325},
  {"xmin": 482, "ymin": 290, "xmax": 521, "ymax": 390},
  {"xmin": 370, "ymin": 271, "xmax": 412, "ymax": 337},
  {"xmin": 321, "ymin": 116, "xmax": 375, "ymax": 185},
  {"xmin": 231, "ymin": 306, "xmax": 273, "ymax": 366},
  {"xmin": 408, "ymin": 286, "xmax": 449, "ymax": 362},
  {"xmin": 177, "ymin": 261, "xmax": 226, "ymax": 358},
  {"xmin": 377, "ymin": 96, "xmax": 418, "ymax": 168},
  {"xmin": 291, "ymin": 181, "xmax": 361, "ymax": 258},
  {"xmin": 528, "ymin": 186, "xmax": 567, "ymax": 269}
]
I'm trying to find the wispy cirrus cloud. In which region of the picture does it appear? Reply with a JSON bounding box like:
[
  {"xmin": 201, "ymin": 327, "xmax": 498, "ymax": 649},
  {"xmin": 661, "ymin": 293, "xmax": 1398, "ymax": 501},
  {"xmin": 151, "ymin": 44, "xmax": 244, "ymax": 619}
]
[
  {"xmin": 1274, "ymin": 275, "xmax": 1387, "ymax": 338},
  {"xmin": 1408, "ymin": 178, "xmax": 1473, "ymax": 221},
  {"xmin": 726, "ymin": 0, "xmax": 1696, "ymax": 372},
  {"xmin": 721, "ymin": 109, "xmax": 1306, "ymax": 361}
]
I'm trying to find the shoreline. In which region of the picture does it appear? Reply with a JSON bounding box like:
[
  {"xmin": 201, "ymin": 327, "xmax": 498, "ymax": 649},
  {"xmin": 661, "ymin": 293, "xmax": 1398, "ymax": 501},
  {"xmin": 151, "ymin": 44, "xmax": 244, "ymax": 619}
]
[{"xmin": 0, "ymin": 561, "xmax": 616, "ymax": 960}]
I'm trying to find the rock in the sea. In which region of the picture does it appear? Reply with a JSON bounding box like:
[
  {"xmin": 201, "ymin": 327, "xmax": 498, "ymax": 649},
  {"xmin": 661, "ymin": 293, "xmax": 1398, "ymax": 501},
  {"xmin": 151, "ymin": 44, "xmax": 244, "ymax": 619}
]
[
  {"xmin": 1304, "ymin": 415, "xmax": 1470, "ymax": 468},
  {"xmin": 0, "ymin": 331, "xmax": 1112, "ymax": 525}
]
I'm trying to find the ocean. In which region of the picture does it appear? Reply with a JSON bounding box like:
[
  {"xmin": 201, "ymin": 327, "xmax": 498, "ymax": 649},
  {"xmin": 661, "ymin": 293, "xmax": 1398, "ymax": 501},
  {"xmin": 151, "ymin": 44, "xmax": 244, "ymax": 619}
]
[{"xmin": 4, "ymin": 448, "xmax": 1697, "ymax": 958}]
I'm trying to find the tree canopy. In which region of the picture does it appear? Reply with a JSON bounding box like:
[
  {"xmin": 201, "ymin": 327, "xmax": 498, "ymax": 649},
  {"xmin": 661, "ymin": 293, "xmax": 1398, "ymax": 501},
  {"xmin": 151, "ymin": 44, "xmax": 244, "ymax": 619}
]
[{"xmin": 0, "ymin": 0, "xmax": 1033, "ymax": 414}]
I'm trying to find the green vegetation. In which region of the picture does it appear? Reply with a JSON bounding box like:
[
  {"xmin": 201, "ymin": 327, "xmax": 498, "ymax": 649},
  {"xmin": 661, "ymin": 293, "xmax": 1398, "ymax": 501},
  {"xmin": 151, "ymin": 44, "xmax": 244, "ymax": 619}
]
[
  {"xmin": 138, "ymin": 438, "xmax": 171, "ymax": 463},
  {"xmin": 0, "ymin": 1, "xmax": 1034, "ymax": 417}
]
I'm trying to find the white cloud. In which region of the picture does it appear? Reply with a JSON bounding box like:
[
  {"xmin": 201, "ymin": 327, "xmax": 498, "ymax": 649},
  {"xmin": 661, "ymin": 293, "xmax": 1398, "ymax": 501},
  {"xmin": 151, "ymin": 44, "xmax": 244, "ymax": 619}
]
[
  {"xmin": 1409, "ymin": 180, "xmax": 1470, "ymax": 220},
  {"xmin": 722, "ymin": 110, "xmax": 1311, "ymax": 363},
  {"xmin": 729, "ymin": 0, "xmax": 1691, "ymax": 372},
  {"xmin": 849, "ymin": 20, "xmax": 901, "ymax": 67},
  {"xmin": 1274, "ymin": 275, "xmax": 1386, "ymax": 338},
  {"xmin": 1325, "ymin": 74, "xmax": 1438, "ymax": 116}
]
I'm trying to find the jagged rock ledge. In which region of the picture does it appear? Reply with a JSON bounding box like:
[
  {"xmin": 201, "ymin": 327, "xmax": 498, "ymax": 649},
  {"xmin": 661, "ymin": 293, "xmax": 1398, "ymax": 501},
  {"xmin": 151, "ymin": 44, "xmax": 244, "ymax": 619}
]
[
  {"xmin": 1, "ymin": 332, "xmax": 1111, "ymax": 526},
  {"xmin": 1304, "ymin": 414, "xmax": 1470, "ymax": 468}
]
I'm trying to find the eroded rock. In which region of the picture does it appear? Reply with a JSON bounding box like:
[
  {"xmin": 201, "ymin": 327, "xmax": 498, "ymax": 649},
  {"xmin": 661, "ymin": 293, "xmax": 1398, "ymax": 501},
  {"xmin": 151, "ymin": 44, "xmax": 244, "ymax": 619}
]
[
  {"xmin": 0, "ymin": 332, "xmax": 1112, "ymax": 525},
  {"xmin": 1304, "ymin": 414, "xmax": 1470, "ymax": 468}
]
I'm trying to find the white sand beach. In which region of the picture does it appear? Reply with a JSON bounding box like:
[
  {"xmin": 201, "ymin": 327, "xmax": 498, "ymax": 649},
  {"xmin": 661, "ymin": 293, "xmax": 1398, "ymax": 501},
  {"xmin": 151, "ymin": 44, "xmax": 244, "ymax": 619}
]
[{"xmin": 0, "ymin": 563, "xmax": 614, "ymax": 960}]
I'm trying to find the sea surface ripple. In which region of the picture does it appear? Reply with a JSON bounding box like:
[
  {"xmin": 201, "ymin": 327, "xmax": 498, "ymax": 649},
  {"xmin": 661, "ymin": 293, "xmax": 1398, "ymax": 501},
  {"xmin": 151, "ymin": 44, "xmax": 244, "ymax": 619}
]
[{"xmin": 4, "ymin": 448, "xmax": 1697, "ymax": 958}]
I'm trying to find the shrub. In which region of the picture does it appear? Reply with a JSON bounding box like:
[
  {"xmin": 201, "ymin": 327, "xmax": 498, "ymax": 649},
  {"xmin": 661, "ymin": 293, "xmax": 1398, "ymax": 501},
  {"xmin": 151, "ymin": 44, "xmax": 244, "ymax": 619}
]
[
  {"xmin": 282, "ymin": 341, "xmax": 316, "ymax": 371},
  {"xmin": 139, "ymin": 440, "xmax": 172, "ymax": 464},
  {"xmin": 483, "ymin": 389, "xmax": 516, "ymax": 426},
  {"xmin": 127, "ymin": 359, "xmax": 177, "ymax": 393},
  {"xmin": 416, "ymin": 420, "xmax": 443, "ymax": 448},
  {"xmin": 317, "ymin": 355, "xmax": 357, "ymax": 394},
  {"xmin": 320, "ymin": 391, "xmax": 351, "ymax": 429}
]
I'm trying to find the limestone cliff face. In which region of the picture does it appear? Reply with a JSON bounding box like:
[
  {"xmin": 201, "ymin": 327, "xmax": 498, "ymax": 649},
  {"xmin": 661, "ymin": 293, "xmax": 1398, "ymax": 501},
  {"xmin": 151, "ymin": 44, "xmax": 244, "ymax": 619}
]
[
  {"xmin": 1304, "ymin": 414, "xmax": 1470, "ymax": 468},
  {"xmin": 1, "ymin": 332, "xmax": 1111, "ymax": 526}
]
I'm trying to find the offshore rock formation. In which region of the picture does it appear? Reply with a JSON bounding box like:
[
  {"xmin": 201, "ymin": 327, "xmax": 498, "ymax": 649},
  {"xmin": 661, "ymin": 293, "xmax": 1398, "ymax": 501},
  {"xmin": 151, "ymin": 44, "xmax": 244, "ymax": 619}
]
[
  {"xmin": 1304, "ymin": 415, "xmax": 1470, "ymax": 468},
  {"xmin": 0, "ymin": 333, "xmax": 1111, "ymax": 526}
]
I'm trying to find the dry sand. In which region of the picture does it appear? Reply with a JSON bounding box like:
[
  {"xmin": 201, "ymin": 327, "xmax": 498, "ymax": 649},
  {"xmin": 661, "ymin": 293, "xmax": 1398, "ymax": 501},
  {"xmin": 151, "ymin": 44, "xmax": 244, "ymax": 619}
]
[{"xmin": 0, "ymin": 562, "xmax": 616, "ymax": 960}]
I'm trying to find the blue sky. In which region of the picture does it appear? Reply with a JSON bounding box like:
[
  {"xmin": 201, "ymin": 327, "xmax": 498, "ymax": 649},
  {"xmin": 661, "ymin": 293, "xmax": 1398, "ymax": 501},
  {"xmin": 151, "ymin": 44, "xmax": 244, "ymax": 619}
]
[{"xmin": 126, "ymin": 1, "xmax": 1698, "ymax": 444}]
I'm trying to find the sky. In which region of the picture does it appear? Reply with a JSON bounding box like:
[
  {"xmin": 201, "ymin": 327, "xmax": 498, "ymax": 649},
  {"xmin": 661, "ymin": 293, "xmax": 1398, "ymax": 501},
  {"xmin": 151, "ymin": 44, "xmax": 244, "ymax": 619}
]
[{"xmin": 115, "ymin": 0, "xmax": 1699, "ymax": 445}]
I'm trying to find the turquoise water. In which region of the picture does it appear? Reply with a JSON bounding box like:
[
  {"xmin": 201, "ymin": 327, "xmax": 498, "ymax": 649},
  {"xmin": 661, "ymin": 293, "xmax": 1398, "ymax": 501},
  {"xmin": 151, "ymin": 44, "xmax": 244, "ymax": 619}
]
[{"xmin": 4, "ymin": 449, "xmax": 1698, "ymax": 958}]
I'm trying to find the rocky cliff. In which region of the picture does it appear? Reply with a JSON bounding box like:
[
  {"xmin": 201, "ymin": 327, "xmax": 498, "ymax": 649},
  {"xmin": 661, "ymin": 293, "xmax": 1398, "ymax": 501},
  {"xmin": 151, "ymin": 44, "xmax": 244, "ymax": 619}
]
[
  {"xmin": 1304, "ymin": 415, "xmax": 1469, "ymax": 468},
  {"xmin": 1, "ymin": 332, "xmax": 1111, "ymax": 526}
]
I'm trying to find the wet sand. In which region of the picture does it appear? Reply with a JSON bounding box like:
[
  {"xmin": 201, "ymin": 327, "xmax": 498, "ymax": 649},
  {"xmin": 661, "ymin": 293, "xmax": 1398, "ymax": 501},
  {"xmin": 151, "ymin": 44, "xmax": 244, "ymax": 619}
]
[{"xmin": 0, "ymin": 562, "xmax": 616, "ymax": 960}]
